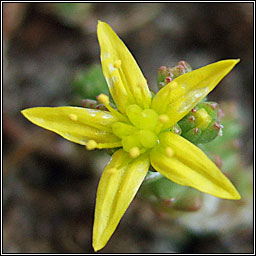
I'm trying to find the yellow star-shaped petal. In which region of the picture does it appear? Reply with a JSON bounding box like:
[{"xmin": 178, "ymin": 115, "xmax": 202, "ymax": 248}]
[{"xmin": 21, "ymin": 21, "xmax": 241, "ymax": 252}]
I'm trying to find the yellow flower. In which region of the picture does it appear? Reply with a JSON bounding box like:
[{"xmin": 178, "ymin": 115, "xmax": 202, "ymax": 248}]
[{"xmin": 21, "ymin": 21, "xmax": 241, "ymax": 251}]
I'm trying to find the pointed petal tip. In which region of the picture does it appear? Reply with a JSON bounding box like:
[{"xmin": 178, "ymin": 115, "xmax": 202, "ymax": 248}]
[
  {"xmin": 230, "ymin": 191, "xmax": 241, "ymax": 200},
  {"xmin": 235, "ymin": 194, "xmax": 241, "ymax": 200},
  {"xmin": 223, "ymin": 179, "xmax": 241, "ymax": 201},
  {"xmin": 93, "ymin": 239, "xmax": 107, "ymax": 252},
  {"xmin": 92, "ymin": 242, "xmax": 102, "ymax": 252},
  {"xmin": 213, "ymin": 185, "xmax": 241, "ymax": 200},
  {"xmin": 97, "ymin": 20, "xmax": 105, "ymax": 33},
  {"xmin": 97, "ymin": 20, "xmax": 104, "ymax": 26},
  {"xmin": 92, "ymin": 226, "xmax": 109, "ymax": 252},
  {"xmin": 92, "ymin": 219, "xmax": 107, "ymax": 252},
  {"xmin": 21, "ymin": 108, "xmax": 32, "ymax": 119},
  {"xmin": 228, "ymin": 58, "xmax": 240, "ymax": 63},
  {"xmin": 97, "ymin": 20, "xmax": 108, "ymax": 30},
  {"xmin": 228, "ymin": 58, "xmax": 240, "ymax": 65},
  {"xmin": 219, "ymin": 58, "xmax": 240, "ymax": 68}
]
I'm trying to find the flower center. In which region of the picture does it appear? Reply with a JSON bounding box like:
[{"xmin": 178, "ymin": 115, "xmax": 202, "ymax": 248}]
[{"xmin": 111, "ymin": 104, "xmax": 169, "ymax": 158}]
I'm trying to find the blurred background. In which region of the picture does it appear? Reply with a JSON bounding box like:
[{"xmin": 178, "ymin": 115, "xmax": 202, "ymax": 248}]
[{"xmin": 3, "ymin": 3, "xmax": 254, "ymax": 253}]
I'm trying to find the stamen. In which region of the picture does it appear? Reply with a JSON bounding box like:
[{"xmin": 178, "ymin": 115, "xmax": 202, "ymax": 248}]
[
  {"xmin": 69, "ymin": 113, "xmax": 78, "ymax": 121},
  {"xmin": 97, "ymin": 141, "xmax": 122, "ymax": 149},
  {"xmin": 114, "ymin": 59, "xmax": 122, "ymax": 68},
  {"xmin": 155, "ymin": 114, "xmax": 170, "ymax": 134},
  {"xmin": 137, "ymin": 79, "xmax": 150, "ymax": 108},
  {"xmin": 86, "ymin": 140, "xmax": 98, "ymax": 150},
  {"xmin": 165, "ymin": 147, "xmax": 174, "ymax": 158},
  {"xmin": 129, "ymin": 147, "xmax": 140, "ymax": 158},
  {"xmin": 97, "ymin": 94, "xmax": 110, "ymax": 105},
  {"xmin": 157, "ymin": 80, "xmax": 179, "ymax": 116},
  {"xmin": 96, "ymin": 94, "xmax": 128, "ymax": 123},
  {"xmin": 158, "ymin": 114, "xmax": 169, "ymax": 124},
  {"xmin": 139, "ymin": 79, "xmax": 149, "ymax": 92},
  {"xmin": 122, "ymin": 134, "xmax": 142, "ymax": 153}
]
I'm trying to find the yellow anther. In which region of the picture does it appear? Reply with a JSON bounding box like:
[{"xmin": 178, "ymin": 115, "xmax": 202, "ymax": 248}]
[
  {"xmin": 158, "ymin": 114, "xmax": 169, "ymax": 124},
  {"xmin": 165, "ymin": 147, "xmax": 174, "ymax": 158},
  {"xmin": 107, "ymin": 168, "xmax": 116, "ymax": 175},
  {"xmin": 86, "ymin": 140, "xmax": 98, "ymax": 150},
  {"xmin": 129, "ymin": 147, "xmax": 140, "ymax": 158},
  {"xmin": 114, "ymin": 59, "xmax": 122, "ymax": 68},
  {"xmin": 155, "ymin": 114, "xmax": 170, "ymax": 133},
  {"xmin": 97, "ymin": 94, "xmax": 129, "ymax": 123},
  {"xmin": 69, "ymin": 113, "xmax": 78, "ymax": 121},
  {"xmin": 97, "ymin": 94, "xmax": 109, "ymax": 105}
]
